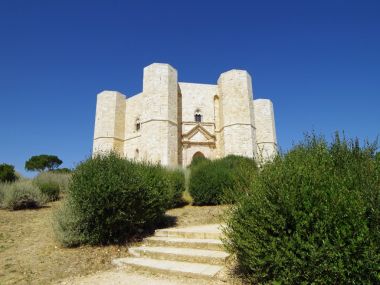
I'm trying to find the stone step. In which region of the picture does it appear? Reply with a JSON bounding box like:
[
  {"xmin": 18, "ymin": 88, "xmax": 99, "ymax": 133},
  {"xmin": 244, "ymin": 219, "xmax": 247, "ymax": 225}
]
[
  {"xmin": 112, "ymin": 257, "xmax": 223, "ymax": 279},
  {"xmin": 129, "ymin": 246, "xmax": 230, "ymax": 265},
  {"xmin": 155, "ymin": 224, "xmax": 223, "ymax": 239},
  {"xmin": 145, "ymin": 236, "xmax": 224, "ymax": 251}
]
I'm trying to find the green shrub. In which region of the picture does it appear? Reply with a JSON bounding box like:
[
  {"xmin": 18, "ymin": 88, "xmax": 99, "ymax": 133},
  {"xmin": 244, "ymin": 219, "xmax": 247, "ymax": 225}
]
[
  {"xmin": 49, "ymin": 168, "xmax": 72, "ymax": 174},
  {"xmin": 33, "ymin": 173, "xmax": 60, "ymax": 201},
  {"xmin": 189, "ymin": 155, "xmax": 209, "ymax": 168},
  {"xmin": 189, "ymin": 155, "xmax": 257, "ymax": 205},
  {"xmin": 53, "ymin": 199, "xmax": 86, "ymax": 247},
  {"xmin": 0, "ymin": 163, "xmax": 17, "ymax": 183},
  {"xmin": 0, "ymin": 180, "xmax": 46, "ymax": 210},
  {"xmin": 219, "ymin": 155, "xmax": 258, "ymax": 203},
  {"xmin": 224, "ymin": 133, "xmax": 380, "ymax": 284},
  {"xmin": 189, "ymin": 159, "xmax": 233, "ymax": 205},
  {"xmin": 33, "ymin": 172, "xmax": 71, "ymax": 201},
  {"xmin": 54, "ymin": 153, "xmax": 171, "ymax": 246},
  {"xmin": 167, "ymin": 169, "xmax": 186, "ymax": 208}
]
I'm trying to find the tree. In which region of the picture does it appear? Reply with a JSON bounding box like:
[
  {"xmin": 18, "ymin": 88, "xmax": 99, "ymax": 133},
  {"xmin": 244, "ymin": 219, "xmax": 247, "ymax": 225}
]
[
  {"xmin": 0, "ymin": 163, "xmax": 17, "ymax": 182},
  {"xmin": 25, "ymin": 155, "xmax": 62, "ymax": 172}
]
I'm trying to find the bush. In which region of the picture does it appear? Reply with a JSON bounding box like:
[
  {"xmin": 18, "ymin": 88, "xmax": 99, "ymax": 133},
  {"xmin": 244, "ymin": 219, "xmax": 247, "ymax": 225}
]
[
  {"xmin": 33, "ymin": 173, "xmax": 60, "ymax": 201},
  {"xmin": 219, "ymin": 155, "xmax": 258, "ymax": 203},
  {"xmin": 0, "ymin": 163, "xmax": 17, "ymax": 183},
  {"xmin": 53, "ymin": 199, "xmax": 86, "ymax": 247},
  {"xmin": 54, "ymin": 153, "xmax": 171, "ymax": 246},
  {"xmin": 190, "ymin": 155, "xmax": 209, "ymax": 168},
  {"xmin": 49, "ymin": 168, "xmax": 72, "ymax": 174},
  {"xmin": 189, "ymin": 159, "xmax": 233, "ymax": 205},
  {"xmin": 33, "ymin": 172, "xmax": 71, "ymax": 201},
  {"xmin": 189, "ymin": 155, "xmax": 257, "ymax": 205},
  {"xmin": 224, "ymin": 133, "xmax": 380, "ymax": 284},
  {"xmin": 0, "ymin": 180, "xmax": 46, "ymax": 210},
  {"xmin": 167, "ymin": 169, "xmax": 186, "ymax": 208}
]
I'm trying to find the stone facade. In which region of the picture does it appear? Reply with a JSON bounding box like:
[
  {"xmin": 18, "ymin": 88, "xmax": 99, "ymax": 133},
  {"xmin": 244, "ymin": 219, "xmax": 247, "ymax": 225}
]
[{"xmin": 93, "ymin": 63, "xmax": 277, "ymax": 166}]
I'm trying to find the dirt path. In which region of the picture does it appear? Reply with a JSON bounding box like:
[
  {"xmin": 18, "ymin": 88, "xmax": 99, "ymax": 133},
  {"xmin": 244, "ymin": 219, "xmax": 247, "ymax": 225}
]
[
  {"xmin": 0, "ymin": 202, "xmax": 230, "ymax": 284},
  {"xmin": 56, "ymin": 267, "xmax": 232, "ymax": 285}
]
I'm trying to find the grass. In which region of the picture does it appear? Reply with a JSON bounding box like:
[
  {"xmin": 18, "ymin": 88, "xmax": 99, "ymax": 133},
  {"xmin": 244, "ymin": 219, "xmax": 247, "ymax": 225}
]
[
  {"xmin": 0, "ymin": 200, "xmax": 228, "ymax": 284},
  {"xmin": 0, "ymin": 201, "xmax": 129, "ymax": 285},
  {"xmin": 166, "ymin": 204, "xmax": 228, "ymax": 227}
]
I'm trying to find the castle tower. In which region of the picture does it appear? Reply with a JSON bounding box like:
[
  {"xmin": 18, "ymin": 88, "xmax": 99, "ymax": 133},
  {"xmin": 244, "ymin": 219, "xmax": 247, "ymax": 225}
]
[
  {"xmin": 93, "ymin": 91, "xmax": 126, "ymax": 156},
  {"xmin": 217, "ymin": 70, "xmax": 256, "ymax": 158},
  {"xmin": 141, "ymin": 63, "xmax": 178, "ymax": 166},
  {"xmin": 253, "ymin": 99, "xmax": 277, "ymax": 161}
]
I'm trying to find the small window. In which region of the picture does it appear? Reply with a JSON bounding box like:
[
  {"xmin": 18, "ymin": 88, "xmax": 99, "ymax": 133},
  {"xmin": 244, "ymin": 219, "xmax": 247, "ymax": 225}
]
[
  {"xmin": 194, "ymin": 110, "xmax": 202, "ymax": 122},
  {"xmin": 136, "ymin": 118, "xmax": 141, "ymax": 131},
  {"xmin": 135, "ymin": 149, "xmax": 139, "ymax": 159}
]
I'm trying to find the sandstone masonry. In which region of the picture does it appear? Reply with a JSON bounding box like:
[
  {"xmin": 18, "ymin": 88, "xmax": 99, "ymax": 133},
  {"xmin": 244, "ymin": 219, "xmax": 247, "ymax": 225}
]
[{"xmin": 93, "ymin": 63, "xmax": 277, "ymax": 166}]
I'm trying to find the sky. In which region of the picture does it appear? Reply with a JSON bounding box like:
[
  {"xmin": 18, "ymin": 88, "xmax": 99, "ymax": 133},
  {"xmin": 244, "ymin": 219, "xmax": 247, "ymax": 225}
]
[{"xmin": 0, "ymin": 0, "xmax": 379, "ymax": 176}]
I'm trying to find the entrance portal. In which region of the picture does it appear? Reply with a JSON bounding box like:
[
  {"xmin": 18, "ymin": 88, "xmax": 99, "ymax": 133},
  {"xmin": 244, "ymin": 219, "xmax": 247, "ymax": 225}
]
[{"xmin": 192, "ymin": 151, "xmax": 205, "ymax": 162}]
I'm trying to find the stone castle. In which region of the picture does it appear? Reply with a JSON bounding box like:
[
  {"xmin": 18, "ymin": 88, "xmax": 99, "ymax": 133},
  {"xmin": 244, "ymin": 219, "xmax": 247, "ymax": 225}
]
[{"xmin": 92, "ymin": 63, "xmax": 277, "ymax": 166}]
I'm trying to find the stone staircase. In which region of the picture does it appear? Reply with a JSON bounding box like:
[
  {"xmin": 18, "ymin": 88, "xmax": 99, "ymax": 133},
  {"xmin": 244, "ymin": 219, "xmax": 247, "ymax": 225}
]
[{"xmin": 112, "ymin": 224, "xmax": 230, "ymax": 279}]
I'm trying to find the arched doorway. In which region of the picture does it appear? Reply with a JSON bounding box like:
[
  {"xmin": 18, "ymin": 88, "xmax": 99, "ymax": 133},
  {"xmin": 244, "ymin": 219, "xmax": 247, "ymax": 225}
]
[
  {"xmin": 191, "ymin": 151, "xmax": 205, "ymax": 165},
  {"xmin": 192, "ymin": 151, "xmax": 205, "ymax": 159}
]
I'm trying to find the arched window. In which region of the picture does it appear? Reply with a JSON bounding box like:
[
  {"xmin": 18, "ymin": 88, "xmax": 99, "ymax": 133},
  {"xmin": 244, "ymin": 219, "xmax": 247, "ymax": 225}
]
[
  {"xmin": 194, "ymin": 109, "xmax": 202, "ymax": 123},
  {"xmin": 135, "ymin": 118, "xmax": 141, "ymax": 131}
]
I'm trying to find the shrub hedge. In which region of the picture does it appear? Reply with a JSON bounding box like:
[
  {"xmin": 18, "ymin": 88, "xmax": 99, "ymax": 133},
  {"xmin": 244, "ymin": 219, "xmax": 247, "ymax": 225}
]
[
  {"xmin": 54, "ymin": 153, "xmax": 180, "ymax": 247},
  {"xmin": 33, "ymin": 172, "xmax": 71, "ymax": 201},
  {"xmin": 33, "ymin": 172, "xmax": 60, "ymax": 201},
  {"xmin": 0, "ymin": 180, "xmax": 46, "ymax": 210},
  {"xmin": 189, "ymin": 155, "xmax": 257, "ymax": 205},
  {"xmin": 224, "ymin": 133, "xmax": 380, "ymax": 284},
  {"xmin": 167, "ymin": 169, "xmax": 186, "ymax": 208}
]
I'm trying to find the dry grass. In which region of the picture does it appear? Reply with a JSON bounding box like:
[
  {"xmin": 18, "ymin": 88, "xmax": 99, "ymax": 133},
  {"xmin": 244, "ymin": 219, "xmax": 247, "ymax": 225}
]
[
  {"xmin": 0, "ymin": 200, "xmax": 229, "ymax": 285},
  {"xmin": 0, "ymin": 201, "xmax": 129, "ymax": 285},
  {"xmin": 166, "ymin": 204, "xmax": 229, "ymax": 227}
]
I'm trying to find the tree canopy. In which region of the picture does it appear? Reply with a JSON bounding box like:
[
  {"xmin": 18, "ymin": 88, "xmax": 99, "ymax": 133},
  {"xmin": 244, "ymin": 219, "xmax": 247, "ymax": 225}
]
[
  {"xmin": 0, "ymin": 163, "xmax": 17, "ymax": 182},
  {"xmin": 25, "ymin": 155, "xmax": 63, "ymax": 172}
]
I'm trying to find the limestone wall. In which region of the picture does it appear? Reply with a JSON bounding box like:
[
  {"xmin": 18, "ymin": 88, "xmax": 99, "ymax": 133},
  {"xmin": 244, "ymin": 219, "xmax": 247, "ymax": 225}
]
[
  {"xmin": 218, "ymin": 70, "xmax": 256, "ymax": 158},
  {"xmin": 124, "ymin": 94, "xmax": 143, "ymax": 160},
  {"xmin": 253, "ymin": 99, "xmax": 277, "ymax": 161},
  {"xmin": 92, "ymin": 63, "xmax": 277, "ymax": 166},
  {"xmin": 179, "ymin": 82, "xmax": 217, "ymax": 130},
  {"xmin": 93, "ymin": 91, "xmax": 126, "ymax": 155},
  {"xmin": 141, "ymin": 63, "xmax": 178, "ymax": 166}
]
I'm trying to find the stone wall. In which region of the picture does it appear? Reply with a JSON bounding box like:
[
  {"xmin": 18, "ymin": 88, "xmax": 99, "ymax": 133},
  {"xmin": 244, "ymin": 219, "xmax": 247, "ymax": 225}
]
[
  {"xmin": 92, "ymin": 63, "xmax": 277, "ymax": 165},
  {"xmin": 217, "ymin": 70, "xmax": 256, "ymax": 158},
  {"xmin": 141, "ymin": 63, "xmax": 178, "ymax": 166},
  {"xmin": 93, "ymin": 91, "xmax": 125, "ymax": 155},
  {"xmin": 179, "ymin": 82, "xmax": 217, "ymax": 128},
  {"xmin": 253, "ymin": 99, "xmax": 277, "ymax": 161},
  {"xmin": 124, "ymin": 94, "xmax": 143, "ymax": 159}
]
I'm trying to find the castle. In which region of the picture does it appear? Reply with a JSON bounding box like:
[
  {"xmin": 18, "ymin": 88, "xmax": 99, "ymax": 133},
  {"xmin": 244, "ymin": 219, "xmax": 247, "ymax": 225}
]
[{"xmin": 92, "ymin": 63, "xmax": 277, "ymax": 166}]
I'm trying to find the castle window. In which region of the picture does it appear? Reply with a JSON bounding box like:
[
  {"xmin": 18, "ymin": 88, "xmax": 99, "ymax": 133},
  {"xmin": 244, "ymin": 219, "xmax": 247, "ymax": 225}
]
[
  {"xmin": 194, "ymin": 110, "xmax": 202, "ymax": 122},
  {"xmin": 136, "ymin": 118, "xmax": 141, "ymax": 131},
  {"xmin": 135, "ymin": 149, "xmax": 139, "ymax": 159}
]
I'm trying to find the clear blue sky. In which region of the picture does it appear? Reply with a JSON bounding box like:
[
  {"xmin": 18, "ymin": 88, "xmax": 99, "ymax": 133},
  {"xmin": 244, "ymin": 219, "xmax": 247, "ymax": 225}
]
[{"xmin": 0, "ymin": 0, "xmax": 379, "ymax": 176}]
